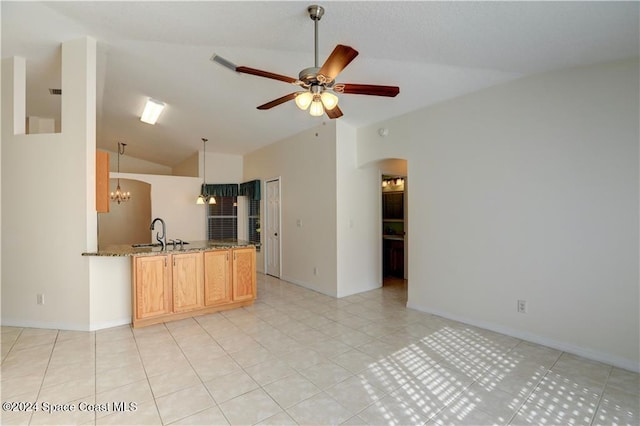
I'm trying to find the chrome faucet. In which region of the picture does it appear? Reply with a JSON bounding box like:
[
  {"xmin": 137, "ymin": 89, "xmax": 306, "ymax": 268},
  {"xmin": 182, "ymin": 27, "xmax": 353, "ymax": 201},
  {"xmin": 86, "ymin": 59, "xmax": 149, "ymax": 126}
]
[{"xmin": 149, "ymin": 218, "xmax": 167, "ymax": 250}]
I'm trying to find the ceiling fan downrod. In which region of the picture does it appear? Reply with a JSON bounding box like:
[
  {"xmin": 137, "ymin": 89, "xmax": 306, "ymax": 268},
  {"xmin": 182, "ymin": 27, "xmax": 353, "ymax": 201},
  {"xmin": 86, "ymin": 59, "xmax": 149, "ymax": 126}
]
[{"xmin": 308, "ymin": 5, "xmax": 324, "ymax": 68}]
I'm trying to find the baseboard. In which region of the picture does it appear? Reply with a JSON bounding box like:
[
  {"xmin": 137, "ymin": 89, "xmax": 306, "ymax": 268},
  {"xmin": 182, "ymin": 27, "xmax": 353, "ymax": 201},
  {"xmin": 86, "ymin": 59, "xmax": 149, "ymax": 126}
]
[
  {"xmin": 280, "ymin": 275, "xmax": 337, "ymax": 298},
  {"xmin": 0, "ymin": 318, "xmax": 91, "ymax": 332},
  {"xmin": 89, "ymin": 318, "xmax": 131, "ymax": 331},
  {"xmin": 337, "ymin": 281, "xmax": 381, "ymax": 298},
  {"xmin": 406, "ymin": 302, "xmax": 640, "ymax": 373}
]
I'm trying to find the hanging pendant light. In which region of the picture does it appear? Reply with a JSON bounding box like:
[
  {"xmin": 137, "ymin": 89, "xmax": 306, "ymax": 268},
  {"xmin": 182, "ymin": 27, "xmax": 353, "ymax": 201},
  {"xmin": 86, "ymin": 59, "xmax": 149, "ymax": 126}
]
[
  {"xmin": 110, "ymin": 142, "xmax": 131, "ymax": 204},
  {"xmin": 197, "ymin": 138, "xmax": 216, "ymax": 205}
]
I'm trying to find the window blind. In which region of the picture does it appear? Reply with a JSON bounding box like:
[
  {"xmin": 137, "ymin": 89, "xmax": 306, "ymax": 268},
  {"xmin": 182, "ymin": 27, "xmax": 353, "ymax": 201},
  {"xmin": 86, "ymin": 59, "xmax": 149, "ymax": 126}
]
[{"xmin": 207, "ymin": 196, "xmax": 237, "ymax": 240}]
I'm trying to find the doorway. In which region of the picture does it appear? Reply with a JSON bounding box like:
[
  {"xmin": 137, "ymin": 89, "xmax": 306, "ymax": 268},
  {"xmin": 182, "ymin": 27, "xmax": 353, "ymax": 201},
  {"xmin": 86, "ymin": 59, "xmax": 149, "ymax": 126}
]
[
  {"xmin": 382, "ymin": 175, "xmax": 406, "ymax": 284},
  {"xmin": 375, "ymin": 158, "xmax": 408, "ymax": 288},
  {"xmin": 265, "ymin": 178, "xmax": 281, "ymax": 277}
]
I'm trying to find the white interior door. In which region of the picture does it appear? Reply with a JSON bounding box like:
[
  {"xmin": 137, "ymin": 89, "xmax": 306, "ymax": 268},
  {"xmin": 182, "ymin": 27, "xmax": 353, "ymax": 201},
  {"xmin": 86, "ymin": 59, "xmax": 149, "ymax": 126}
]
[{"xmin": 266, "ymin": 179, "xmax": 281, "ymax": 277}]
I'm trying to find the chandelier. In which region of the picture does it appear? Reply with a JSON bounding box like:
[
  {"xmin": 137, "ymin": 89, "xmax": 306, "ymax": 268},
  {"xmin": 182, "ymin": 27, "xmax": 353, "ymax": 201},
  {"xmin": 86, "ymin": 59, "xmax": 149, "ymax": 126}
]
[{"xmin": 110, "ymin": 142, "xmax": 131, "ymax": 204}]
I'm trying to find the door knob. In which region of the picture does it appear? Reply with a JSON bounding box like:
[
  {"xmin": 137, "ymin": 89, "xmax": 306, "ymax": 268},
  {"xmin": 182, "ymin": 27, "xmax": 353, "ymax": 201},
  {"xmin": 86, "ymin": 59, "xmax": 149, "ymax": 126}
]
[{"xmin": 275, "ymin": 232, "xmax": 278, "ymax": 236}]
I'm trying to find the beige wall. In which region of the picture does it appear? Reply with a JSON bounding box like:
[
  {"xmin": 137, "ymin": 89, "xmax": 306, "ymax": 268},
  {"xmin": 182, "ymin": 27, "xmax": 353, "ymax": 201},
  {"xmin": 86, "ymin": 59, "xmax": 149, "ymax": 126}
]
[
  {"xmin": 2, "ymin": 38, "xmax": 97, "ymax": 330},
  {"xmin": 358, "ymin": 58, "xmax": 640, "ymax": 371},
  {"xmin": 98, "ymin": 179, "xmax": 151, "ymax": 247},
  {"xmin": 244, "ymin": 122, "xmax": 338, "ymax": 296},
  {"xmin": 107, "ymin": 151, "xmax": 172, "ymax": 175},
  {"xmin": 172, "ymin": 152, "xmax": 198, "ymax": 177}
]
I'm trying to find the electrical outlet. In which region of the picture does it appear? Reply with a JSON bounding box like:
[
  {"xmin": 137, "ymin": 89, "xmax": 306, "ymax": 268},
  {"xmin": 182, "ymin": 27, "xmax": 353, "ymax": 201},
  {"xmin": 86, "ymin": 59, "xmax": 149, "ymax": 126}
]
[
  {"xmin": 517, "ymin": 299, "xmax": 527, "ymax": 313},
  {"xmin": 37, "ymin": 294, "xmax": 45, "ymax": 305},
  {"xmin": 313, "ymin": 267, "xmax": 318, "ymax": 276}
]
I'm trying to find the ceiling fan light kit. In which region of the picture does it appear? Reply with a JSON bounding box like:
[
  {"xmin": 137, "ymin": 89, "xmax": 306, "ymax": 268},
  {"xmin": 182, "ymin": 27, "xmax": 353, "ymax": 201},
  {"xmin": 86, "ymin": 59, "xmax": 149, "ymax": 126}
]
[{"xmin": 211, "ymin": 4, "xmax": 399, "ymax": 119}]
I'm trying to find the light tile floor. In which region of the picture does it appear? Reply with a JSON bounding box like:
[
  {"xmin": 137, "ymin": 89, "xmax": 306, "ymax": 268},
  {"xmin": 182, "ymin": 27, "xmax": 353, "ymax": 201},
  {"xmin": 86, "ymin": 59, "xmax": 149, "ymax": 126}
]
[{"xmin": 1, "ymin": 274, "xmax": 638, "ymax": 425}]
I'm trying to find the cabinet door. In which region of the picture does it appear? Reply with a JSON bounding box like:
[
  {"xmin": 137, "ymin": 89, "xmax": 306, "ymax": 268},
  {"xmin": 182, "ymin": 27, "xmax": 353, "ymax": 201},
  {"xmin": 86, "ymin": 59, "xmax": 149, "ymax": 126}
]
[
  {"xmin": 134, "ymin": 255, "xmax": 171, "ymax": 320},
  {"xmin": 204, "ymin": 250, "xmax": 232, "ymax": 306},
  {"xmin": 96, "ymin": 151, "xmax": 109, "ymax": 213},
  {"xmin": 232, "ymin": 248, "xmax": 256, "ymax": 302},
  {"xmin": 172, "ymin": 252, "xmax": 204, "ymax": 312}
]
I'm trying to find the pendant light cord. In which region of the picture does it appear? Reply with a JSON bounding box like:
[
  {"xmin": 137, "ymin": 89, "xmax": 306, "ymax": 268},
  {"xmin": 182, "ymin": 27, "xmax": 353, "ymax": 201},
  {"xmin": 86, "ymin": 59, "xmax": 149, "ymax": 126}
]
[
  {"xmin": 117, "ymin": 142, "xmax": 127, "ymax": 187},
  {"xmin": 202, "ymin": 138, "xmax": 208, "ymax": 197}
]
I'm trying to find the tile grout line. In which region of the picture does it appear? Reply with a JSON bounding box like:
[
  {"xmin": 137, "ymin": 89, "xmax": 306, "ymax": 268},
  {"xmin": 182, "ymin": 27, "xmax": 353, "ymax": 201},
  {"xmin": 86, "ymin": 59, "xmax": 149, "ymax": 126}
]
[
  {"xmin": 94, "ymin": 330, "xmax": 97, "ymax": 426},
  {"xmin": 27, "ymin": 329, "xmax": 59, "ymax": 426},
  {"xmin": 588, "ymin": 365, "xmax": 613, "ymax": 426},
  {"xmin": 164, "ymin": 319, "xmax": 234, "ymax": 426},
  {"xmin": 504, "ymin": 349, "xmax": 564, "ymax": 425},
  {"xmin": 130, "ymin": 324, "xmax": 166, "ymax": 425},
  {"xmin": 1, "ymin": 327, "xmax": 24, "ymax": 364}
]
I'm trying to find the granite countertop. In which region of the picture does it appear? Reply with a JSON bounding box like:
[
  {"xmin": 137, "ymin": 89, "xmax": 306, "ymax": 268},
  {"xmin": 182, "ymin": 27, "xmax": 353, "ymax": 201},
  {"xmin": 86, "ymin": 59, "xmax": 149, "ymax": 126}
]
[{"xmin": 83, "ymin": 240, "xmax": 254, "ymax": 257}]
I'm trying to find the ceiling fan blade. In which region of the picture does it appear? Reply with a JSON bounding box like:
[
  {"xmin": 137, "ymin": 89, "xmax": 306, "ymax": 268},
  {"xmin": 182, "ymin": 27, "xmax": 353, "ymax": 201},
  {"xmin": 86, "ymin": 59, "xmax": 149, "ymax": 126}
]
[
  {"xmin": 325, "ymin": 105, "xmax": 343, "ymax": 119},
  {"xmin": 257, "ymin": 92, "xmax": 299, "ymax": 110},
  {"xmin": 338, "ymin": 84, "xmax": 400, "ymax": 97},
  {"xmin": 318, "ymin": 45, "xmax": 359, "ymax": 83},
  {"xmin": 236, "ymin": 66, "xmax": 297, "ymax": 84},
  {"xmin": 210, "ymin": 54, "xmax": 238, "ymax": 71}
]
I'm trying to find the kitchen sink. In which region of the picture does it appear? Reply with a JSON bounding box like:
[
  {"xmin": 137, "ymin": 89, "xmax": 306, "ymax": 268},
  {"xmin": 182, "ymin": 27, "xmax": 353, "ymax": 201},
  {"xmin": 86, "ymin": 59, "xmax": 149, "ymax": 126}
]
[{"xmin": 131, "ymin": 241, "xmax": 190, "ymax": 248}]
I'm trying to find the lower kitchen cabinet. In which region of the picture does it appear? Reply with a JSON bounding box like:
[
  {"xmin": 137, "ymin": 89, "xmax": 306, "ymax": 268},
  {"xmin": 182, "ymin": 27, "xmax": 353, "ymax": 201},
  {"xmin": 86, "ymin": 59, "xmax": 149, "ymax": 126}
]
[
  {"xmin": 204, "ymin": 249, "xmax": 232, "ymax": 306},
  {"xmin": 133, "ymin": 255, "xmax": 172, "ymax": 320},
  {"xmin": 132, "ymin": 246, "xmax": 256, "ymax": 327},
  {"xmin": 233, "ymin": 247, "xmax": 256, "ymax": 302},
  {"xmin": 172, "ymin": 252, "xmax": 204, "ymax": 312}
]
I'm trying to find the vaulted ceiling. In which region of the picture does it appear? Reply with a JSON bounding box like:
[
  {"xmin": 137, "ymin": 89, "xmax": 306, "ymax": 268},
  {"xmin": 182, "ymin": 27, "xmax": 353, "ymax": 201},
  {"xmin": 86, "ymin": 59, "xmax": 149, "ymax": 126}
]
[{"xmin": 2, "ymin": 1, "xmax": 638, "ymax": 167}]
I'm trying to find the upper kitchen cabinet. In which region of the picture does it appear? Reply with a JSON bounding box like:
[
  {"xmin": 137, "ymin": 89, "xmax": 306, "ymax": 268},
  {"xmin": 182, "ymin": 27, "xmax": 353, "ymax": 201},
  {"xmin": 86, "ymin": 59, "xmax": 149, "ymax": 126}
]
[{"xmin": 96, "ymin": 151, "xmax": 109, "ymax": 213}]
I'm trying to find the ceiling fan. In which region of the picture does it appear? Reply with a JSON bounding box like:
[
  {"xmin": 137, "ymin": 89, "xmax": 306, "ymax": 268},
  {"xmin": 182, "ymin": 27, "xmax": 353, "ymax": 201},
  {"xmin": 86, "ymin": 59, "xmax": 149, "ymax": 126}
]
[{"xmin": 211, "ymin": 4, "xmax": 400, "ymax": 119}]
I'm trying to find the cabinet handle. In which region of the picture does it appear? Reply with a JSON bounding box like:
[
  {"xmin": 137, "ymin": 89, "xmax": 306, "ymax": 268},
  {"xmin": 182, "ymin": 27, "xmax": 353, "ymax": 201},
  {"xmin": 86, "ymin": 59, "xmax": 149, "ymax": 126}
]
[
  {"xmin": 164, "ymin": 258, "xmax": 167, "ymax": 267},
  {"xmin": 173, "ymin": 257, "xmax": 176, "ymax": 267},
  {"xmin": 226, "ymin": 253, "xmax": 228, "ymax": 261}
]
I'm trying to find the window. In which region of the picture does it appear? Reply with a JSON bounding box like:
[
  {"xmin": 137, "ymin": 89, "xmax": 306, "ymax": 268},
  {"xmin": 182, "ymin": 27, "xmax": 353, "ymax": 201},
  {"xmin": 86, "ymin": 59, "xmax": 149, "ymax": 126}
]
[
  {"xmin": 207, "ymin": 196, "xmax": 237, "ymax": 240},
  {"xmin": 248, "ymin": 199, "xmax": 261, "ymax": 251}
]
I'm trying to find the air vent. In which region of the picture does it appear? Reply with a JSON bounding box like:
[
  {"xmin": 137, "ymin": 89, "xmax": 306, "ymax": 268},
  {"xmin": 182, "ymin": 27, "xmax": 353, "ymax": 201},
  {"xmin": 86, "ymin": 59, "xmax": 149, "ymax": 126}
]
[{"xmin": 49, "ymin": 88, "xmax": 62, "ymax": 95}]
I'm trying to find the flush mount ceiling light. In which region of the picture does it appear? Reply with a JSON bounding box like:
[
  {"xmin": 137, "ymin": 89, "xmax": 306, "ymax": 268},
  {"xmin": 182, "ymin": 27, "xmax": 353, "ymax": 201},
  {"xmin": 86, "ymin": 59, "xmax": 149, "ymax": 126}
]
[
  {"xmin": 110, "ymin": 142, "xmax": 131, "ymax": 204},
  {"xmin": 196, "ymin": 138, "xmax": 216, "ymax": 205},
  {"xmin": 140, "ymin": 98, "xmax": 165, "ymax": 125}
]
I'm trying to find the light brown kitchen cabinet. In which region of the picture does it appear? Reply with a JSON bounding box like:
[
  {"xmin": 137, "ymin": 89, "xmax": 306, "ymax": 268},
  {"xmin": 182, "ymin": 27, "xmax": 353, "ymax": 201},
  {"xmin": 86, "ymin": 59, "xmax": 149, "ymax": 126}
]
[
  {"xmin": 132, "ymin": 246, "xmax": 256, "ymax": 327},
  {"xmin": 232, "ymin": 247, "xmax": 256, "ymax": 301},
  {"xmin": 96, "ymin": 151, "xmax": 109, "ymax": 213},
  {"xmin": 204, "ymin": 249, "xmax": 232, "ymax": 306},
  {"xmin": 133, "ymin": 255, "xmax": 171, "ymax": 320},
  {"xmin": 172, "ymin": 252, "xmax": 204, "ymax": 312}
]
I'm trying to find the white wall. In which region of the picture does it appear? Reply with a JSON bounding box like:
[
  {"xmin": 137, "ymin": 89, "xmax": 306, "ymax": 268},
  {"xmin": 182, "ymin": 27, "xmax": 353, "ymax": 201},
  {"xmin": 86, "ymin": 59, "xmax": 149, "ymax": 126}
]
[
  {"xmin": 89, "ymin": 256, "xmax": 131, "ymax": 330},
  {"xmin": 2, "ymin": 38, "xmax": 97, "ymax": 330},
  {"xmin": 244, "ymin": 122, "xmax": 338, "ymax": 296},
  {"xmin": 358, "ymin": 58, "xmax": 640, "ymax": 371},
  {"xmin": 335, "ymin": 121, "xmax": 381, "ymax": 297},
  {"xmin": 115, "ymin": 172, "xmax": 206, "ymax": 242}
]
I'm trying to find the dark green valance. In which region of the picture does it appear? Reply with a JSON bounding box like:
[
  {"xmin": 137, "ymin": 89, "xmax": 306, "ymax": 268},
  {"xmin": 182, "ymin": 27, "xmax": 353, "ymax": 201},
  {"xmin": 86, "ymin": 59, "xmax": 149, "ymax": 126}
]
[
  {"xmin": 239, "ymin": 180, "xmax": 261, "ymax": 200},
  {"xmin": 202, "ymin": 183, "xmax": 238, "ymax": 197}
]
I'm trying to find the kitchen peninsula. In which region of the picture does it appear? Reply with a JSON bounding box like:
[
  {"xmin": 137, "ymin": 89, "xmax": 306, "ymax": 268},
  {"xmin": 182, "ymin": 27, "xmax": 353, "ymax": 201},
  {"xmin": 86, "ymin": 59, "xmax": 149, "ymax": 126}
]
[{"xmin": 84, "ymin": 241, "xmax": 256, "ymax": 327}]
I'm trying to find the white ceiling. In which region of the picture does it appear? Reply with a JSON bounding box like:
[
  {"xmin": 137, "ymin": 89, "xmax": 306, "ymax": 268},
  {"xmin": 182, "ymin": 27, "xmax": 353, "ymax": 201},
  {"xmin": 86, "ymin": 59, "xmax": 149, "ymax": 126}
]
[{"xmin": 2, "ymin": 1, "xmax": 638, "ymax": 167}]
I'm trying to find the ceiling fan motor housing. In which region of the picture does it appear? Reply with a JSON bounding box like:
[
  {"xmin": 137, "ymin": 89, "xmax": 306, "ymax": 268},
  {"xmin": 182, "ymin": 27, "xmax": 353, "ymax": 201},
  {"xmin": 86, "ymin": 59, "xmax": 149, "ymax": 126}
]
[
  {"xmin": 308, "ymin": 5, "xmax": 324, "ymax": 21},
  {"xmin": 299, "ymin": 67, "xmax": 322, "ymax": 86}
]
